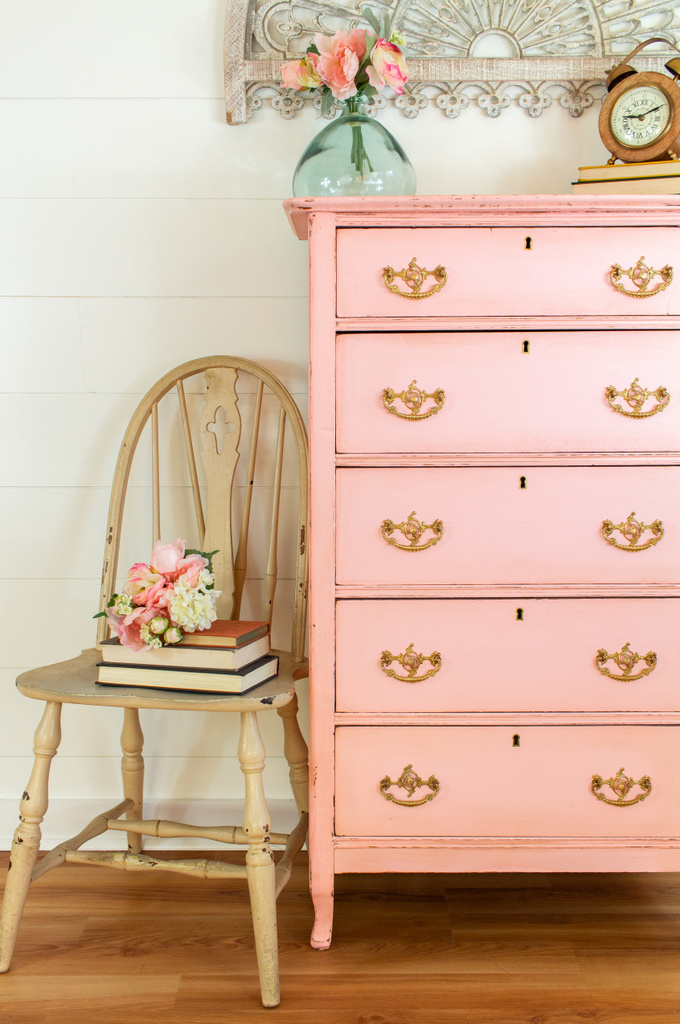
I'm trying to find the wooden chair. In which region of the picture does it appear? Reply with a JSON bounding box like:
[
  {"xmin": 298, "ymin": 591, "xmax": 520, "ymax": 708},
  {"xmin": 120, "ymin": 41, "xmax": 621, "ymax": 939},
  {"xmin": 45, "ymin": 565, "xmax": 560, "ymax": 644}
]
[{"xmin": 0, "ymin": 356, "xmax": 309, "ymax": 1008}]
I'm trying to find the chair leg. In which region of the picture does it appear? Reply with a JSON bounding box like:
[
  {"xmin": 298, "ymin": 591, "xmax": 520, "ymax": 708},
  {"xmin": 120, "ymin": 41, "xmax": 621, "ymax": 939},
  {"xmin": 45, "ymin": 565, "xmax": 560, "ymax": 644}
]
[
  {"xmin": 120, "ymin": 708, "xmax": 145, "ymax": 854},
  {"xmin": 0, "ymin": 701, "xmax": 62, "ymax": 972},
  {"xmin": 277, "ymin": 692, "xmax": 309, "ymax": 815},
  {"xmin": 238, "ymin": 710, "xmax": 279, "ymax": 1008}
]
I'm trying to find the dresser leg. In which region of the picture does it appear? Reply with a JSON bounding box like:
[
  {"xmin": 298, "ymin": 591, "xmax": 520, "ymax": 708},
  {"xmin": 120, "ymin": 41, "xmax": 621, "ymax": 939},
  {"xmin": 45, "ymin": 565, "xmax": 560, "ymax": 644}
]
[{"xmin": 310, "ymin": 888, "xmax": 334, "ymax": 949}]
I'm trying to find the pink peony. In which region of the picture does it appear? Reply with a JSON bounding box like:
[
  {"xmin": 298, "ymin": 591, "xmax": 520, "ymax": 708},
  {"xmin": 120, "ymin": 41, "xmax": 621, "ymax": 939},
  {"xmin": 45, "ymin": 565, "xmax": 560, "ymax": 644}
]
[
  {"xmin": 106, "ymin": 604, "xmax": 158, "ymax": 652},
  {"xmin": 176, "ymin": 553, "xmax": 209, "ymax": 587},
  {"xmin": 314, "ymin": 28, "xmax": 367, "ymax": 99},
  {"xmin": 281, "ymin": 53, "xmax": 322, "ymax": 91},
  {"xmin": 149, "ymin": 537, "xmax": 185, "ymax": 576},
  {"xmin": 367, "ymin": 39, "xmax": 407, "ymax": 94}
]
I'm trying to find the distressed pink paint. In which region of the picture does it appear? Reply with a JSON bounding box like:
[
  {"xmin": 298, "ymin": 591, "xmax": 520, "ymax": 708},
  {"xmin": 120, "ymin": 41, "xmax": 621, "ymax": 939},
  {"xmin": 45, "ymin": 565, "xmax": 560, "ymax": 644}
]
[{"xmin": 284, "ymin": 195, "xmax": 680, "ymax": 952}]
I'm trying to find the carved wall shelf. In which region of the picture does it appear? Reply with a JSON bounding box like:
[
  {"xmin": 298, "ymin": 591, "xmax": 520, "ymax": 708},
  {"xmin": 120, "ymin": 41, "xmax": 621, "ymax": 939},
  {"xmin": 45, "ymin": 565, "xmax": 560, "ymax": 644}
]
[
  {"xmin": 224, "ymin": 0, "xmax": 680, "ymax": 122},
  {"xmin": 224, "ymin": 0, "xmax": 680, "ymax": 124}
]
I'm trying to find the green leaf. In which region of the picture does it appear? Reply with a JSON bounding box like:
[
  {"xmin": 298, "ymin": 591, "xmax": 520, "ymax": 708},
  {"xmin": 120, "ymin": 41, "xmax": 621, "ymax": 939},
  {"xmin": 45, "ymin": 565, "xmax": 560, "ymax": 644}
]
[
  {"xmin": 321, "ymin": 89, "xmax": 335, "ymax": 115},
  {"xmin": 361, "ymin": 7, "xmax": 382, "ymax": 35},
  {"xmin": 93, "ymin": 610, "xmax": 107, "ymax": 619},
  {"xmin": 306, "ymin": 42, "xmax": 320, "ymax": 56}
]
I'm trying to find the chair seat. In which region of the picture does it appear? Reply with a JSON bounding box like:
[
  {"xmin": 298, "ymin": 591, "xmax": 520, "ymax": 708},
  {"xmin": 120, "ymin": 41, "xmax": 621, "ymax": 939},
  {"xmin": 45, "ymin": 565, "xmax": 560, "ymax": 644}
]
[{"xmin": 17, "ymin": 647, "xmax": 307, "ymax": 713}]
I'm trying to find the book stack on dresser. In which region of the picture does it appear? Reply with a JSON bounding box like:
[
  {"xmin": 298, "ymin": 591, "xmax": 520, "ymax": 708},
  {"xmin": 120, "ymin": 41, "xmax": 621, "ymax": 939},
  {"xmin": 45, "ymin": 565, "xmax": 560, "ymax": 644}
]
[
  {"xmin": 97, "ymin": 620, "xmax": 278, "ymax": 693},
  {"xmin": 285, "ymin": 194, "xmax": 680, "ymax": 950}
]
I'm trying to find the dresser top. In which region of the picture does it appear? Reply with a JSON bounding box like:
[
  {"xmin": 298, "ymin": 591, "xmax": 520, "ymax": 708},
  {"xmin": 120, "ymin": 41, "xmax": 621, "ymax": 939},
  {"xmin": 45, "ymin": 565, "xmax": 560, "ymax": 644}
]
[{"xmin": 284, "ymin": 194, "xmax": 680, "ymax": 239}]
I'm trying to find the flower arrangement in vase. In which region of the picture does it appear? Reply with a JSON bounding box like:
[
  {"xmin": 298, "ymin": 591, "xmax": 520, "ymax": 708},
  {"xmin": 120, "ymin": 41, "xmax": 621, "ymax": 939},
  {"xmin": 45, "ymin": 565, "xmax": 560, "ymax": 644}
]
[
  {"xmin": 281, "ymin": 8, "xmax": 416, "ymax": 197},
  {"xmin": 96, "ymin": 538, "xmax": 220, "ymax": 651}
]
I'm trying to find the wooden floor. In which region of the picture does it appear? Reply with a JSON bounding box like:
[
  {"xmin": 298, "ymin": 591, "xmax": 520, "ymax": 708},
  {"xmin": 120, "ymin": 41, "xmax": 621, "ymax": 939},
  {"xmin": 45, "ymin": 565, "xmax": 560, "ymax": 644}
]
[{"xmin": 1, "ymin": 851, "xmax": 680, "ymax": 1024}]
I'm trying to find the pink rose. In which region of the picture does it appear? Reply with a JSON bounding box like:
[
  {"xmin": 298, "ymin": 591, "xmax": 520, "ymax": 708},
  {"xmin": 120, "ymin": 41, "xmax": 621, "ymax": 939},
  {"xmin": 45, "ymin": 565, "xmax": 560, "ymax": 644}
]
[
  {"xmin": 315, "ymin": 29, "xmax": 367, "ymax": 100},
  {"xmin": 150, "ymin": 538, "xmax": 185, "ymax": 576},
  {"xmin": 134, "ymin": 578, "xmax": 172, "ymax": 608},
  {"xmin": 123, "ymin": 562, "xmax": 161, "ymax": 599},
  {"xmin": 281, "ymin": 54, "xmax": 322, "ymax": 91},
  {"xmin": 367, "ymin": 39, "xmax": 407, "ymax": 94}
]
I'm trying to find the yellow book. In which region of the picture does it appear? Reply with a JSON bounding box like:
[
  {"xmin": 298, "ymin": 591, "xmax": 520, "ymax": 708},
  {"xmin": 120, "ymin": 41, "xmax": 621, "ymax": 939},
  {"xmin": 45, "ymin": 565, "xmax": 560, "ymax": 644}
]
[
  {"xmin": 572, "ymin": 176, "xmax": 680, "ymax": 195},
  {"xmin": 577, "ymin": 160, "xmax": 680, "ymax": 182}
]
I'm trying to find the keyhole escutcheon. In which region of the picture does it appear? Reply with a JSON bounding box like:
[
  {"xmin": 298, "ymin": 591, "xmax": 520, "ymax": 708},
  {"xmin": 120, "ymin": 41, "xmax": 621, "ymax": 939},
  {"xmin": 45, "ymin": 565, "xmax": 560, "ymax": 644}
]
[
  {"xmin": 519, "ymin": 476, "xmax": 527, "ymax": 489},
  {"xmin": 525, "ymin": 237, "xmax": 532, "ymax": 250},
  {"xmin": 516, "ymin": 608, "xmax": 524, "ymax": 621},
  {"xmin": 522, "ymin": 339, "xmax": 530, "ymax": 354},
  {"xmin": 512, "ymin": 734, "xmax": 521, "ymax": 747}
]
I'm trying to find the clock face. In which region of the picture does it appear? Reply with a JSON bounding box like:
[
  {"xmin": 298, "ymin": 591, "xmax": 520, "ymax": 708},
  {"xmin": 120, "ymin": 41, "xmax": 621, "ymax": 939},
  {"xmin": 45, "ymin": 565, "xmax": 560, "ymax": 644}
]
[{"xmin": 610, "ymin": 85, "xmax": 671, "ymax": 148}]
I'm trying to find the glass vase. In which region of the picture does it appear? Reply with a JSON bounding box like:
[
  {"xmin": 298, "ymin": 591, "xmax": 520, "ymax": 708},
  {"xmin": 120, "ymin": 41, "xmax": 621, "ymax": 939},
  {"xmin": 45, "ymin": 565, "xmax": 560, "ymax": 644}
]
[{"xmin": 292, "ymin": 96, "xmax": 416, "ymax": 198}]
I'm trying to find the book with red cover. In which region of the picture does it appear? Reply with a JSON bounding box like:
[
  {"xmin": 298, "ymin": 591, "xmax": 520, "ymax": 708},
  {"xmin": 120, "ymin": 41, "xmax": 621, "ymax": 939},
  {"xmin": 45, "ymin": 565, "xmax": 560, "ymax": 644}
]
[{"xmin": 177, "ymin": 620, "xmax": 269, "ymax": 648}]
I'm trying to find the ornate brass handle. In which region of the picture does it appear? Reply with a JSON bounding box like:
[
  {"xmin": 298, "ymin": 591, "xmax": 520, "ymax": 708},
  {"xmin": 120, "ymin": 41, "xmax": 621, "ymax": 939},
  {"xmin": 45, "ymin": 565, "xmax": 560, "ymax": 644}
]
[
  {"xmin": 605, "ymin": 378, "xmax": 670, "ymax": 418},
  {"xmin": 381, "ymin": 643, "xmax": 442, "ymax": 683},
  {"xmin": 591, "ymin": 767, "xmax": 652, "ymax": 807},
  {"xmin": 602, "ymin": 512, "xmax": 664, "ymax": 552},
  {"xmin": 596, "ymin": 642, "xmax": 657, "ymax": 682},
  {"xmin": 381, "ymin": 511, "xmax": 443, "ymax": 551},
  {"xmin": 379, "ymin": 764, "xmax": 440, "ymax": 806},
  {"xmin": 383, "ymin": 257, "xmax": 447, "ymax": 300},
  {"xmin": 383, "ymin": 380, "xmax": 445, "ymax": 420},
  {"xmin": 610, "ymin": 256, "xmax": 673, "ymax": 298}
]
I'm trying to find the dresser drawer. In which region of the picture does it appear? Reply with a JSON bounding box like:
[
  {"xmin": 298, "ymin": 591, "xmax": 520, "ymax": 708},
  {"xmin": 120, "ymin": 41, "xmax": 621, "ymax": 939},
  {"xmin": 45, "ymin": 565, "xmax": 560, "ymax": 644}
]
[
  {"xmin": 335, "ymin": 726, "xmax": 680, "ymax": 838},
  {"xmin": 336, "ymin": 467, "xmax": 680, "ymax": 586},
  {"xmin": 336, "ymin": 598, "xmax": 680, "ymax": 713},
  {"xmin": 336, "ymin": 331, "xmax": 679, "ymax": 454},
  {"xmin": 336, "ymin": 228, "xmax": 679, "ymax": 318}
]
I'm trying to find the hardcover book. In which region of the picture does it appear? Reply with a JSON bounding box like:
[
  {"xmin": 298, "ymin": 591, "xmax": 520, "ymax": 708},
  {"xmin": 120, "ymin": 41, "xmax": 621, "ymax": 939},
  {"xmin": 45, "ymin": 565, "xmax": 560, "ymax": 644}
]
[
  {"xmin": 96, "ymin": 654, "xmax": 279, "ymax": 694},
  {"xmin": 176, "ymin": 620, "xmax": 269, "ymax": 648},
  {"xmin": 100, "ymin": 633, "xmax": 271, "ymax": 671}
]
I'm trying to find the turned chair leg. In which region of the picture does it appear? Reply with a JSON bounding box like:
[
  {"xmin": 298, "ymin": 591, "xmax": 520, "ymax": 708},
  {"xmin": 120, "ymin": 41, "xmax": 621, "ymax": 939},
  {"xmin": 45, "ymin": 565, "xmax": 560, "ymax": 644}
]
[
  {"xmin": 120, "ymin": 708, "xmax": 145, "ymax": 854},
  {"xmin": 277, "ymin": 692, "xmax": 309, "ymax": 816},
  {"xmin": 0, "ymin": 701, "xmax": 62, "ymax": 972},
  {"xmin": 239, "ymin": 709, "xmax": 279, "ymax": 1008}
]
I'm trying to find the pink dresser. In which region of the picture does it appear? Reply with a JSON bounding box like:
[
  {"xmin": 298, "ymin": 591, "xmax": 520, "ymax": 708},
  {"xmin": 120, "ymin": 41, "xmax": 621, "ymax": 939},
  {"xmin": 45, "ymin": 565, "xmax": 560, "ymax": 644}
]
[{"xmin": 284, "ymin": 195, "xmax": 680, "ymax": 950}]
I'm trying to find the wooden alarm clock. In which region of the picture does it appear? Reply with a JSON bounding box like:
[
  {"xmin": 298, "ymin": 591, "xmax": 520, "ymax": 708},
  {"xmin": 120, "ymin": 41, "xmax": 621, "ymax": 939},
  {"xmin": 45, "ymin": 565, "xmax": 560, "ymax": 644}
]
[{"xmin": 599, "ymin": 37, "xmax": 680, "ymax": 164}]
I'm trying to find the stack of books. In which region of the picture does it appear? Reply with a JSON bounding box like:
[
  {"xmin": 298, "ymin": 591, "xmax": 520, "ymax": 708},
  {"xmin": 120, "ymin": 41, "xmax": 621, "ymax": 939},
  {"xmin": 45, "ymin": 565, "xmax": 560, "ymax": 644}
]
[
  {"xmin": 96, "ymin": 620, "xmax": 278, "ymax": 694},
  {"xmin": 572, "ymin": 160, "xmax": 680, "ymax": 194}
]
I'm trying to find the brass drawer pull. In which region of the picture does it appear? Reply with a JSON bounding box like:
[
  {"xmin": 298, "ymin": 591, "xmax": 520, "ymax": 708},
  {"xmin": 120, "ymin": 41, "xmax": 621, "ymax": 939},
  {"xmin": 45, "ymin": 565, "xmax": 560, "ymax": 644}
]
[
  {"xmin": 381, "ymin": 511, "xmax": 443, "ymax": 551},
  {"xmin": 596, "ymin": 642, "xmax": 657, "ymax": 682},
  {"xmin": 591, "ymin": 767, "xmax": 652, "ymax": 807},
  {"xmin": 380, "ymin": 643, "xmax": 442, "ymax": 683},
  {"xmin": 383, "ymin": 380, "xmax": 445, "ymax": 420},
  {"xmin": 383, "ymin": 257, "xmax": 447, "ymax": 300},
  {"xmin": 605, "ymin": 378, "xmax": 670, "ymax": 418},
  {"xmin": 379, "ymin": 764, "xmax": 440, "ymax": 807},
  {"xmin": 610, "ymin": 256, "xmax": 673, "ymax": 298},
  {"xmin": 602, "ymin": 512, "xmax": 664, "ymax": 552}
]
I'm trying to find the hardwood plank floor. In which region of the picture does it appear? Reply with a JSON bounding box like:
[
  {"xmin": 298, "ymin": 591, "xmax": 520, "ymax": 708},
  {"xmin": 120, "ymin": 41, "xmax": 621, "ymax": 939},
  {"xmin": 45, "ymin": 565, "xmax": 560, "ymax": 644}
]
[{"xmin": 1, "ymin": 852, "xmax": 679, "ymax": 1023}]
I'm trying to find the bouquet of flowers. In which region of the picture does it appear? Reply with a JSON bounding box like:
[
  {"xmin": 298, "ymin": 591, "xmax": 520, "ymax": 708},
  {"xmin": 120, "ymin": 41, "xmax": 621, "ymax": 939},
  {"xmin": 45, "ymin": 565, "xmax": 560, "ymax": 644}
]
[
  {"xmin": 96, "ymin": 538, "xmax": 220, "ymax": 652},
  {"xmin": 281, "ymin": 8, "xmax": 407, "ymax": 177}
]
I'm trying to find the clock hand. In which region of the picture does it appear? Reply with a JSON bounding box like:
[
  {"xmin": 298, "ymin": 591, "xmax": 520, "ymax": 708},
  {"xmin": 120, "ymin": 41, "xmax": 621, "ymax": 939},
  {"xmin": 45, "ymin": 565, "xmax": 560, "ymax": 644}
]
[{"xmin": 632, "ymin": 104, "xmax": 664, "ymax": 120}]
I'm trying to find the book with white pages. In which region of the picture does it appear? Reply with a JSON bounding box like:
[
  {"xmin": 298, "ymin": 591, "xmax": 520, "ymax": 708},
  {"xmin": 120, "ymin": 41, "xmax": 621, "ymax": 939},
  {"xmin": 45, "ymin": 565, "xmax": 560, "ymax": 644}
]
[
  {"xmin": 100, "ymin": 634, "xmax": 271, "ymax": 671},
  {"xmin": 96, "ymin": 654, "xmax": 279, "ymax": 694}
]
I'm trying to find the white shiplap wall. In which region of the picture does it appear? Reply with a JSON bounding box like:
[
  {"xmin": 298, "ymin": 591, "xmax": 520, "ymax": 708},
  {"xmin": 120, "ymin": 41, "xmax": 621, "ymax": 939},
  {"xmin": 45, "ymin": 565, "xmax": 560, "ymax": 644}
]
[{"xmin": 0, "ymin": 1, "xmax": 605, "ymax": 848}]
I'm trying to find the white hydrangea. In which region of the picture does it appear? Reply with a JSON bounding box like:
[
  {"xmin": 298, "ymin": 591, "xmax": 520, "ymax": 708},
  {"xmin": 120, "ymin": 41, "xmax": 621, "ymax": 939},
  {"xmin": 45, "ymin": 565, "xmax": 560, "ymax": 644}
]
[
  {"xmin": 112, "ymin": 593, "xmax": 133, "ymax": 615},
  {"xmin": 169, "ymin": 580, "xmax": 220, "ymax": 633},
  {"xmin": 139, "ymin": 624, "xmax": 162, "ymax": 648}
]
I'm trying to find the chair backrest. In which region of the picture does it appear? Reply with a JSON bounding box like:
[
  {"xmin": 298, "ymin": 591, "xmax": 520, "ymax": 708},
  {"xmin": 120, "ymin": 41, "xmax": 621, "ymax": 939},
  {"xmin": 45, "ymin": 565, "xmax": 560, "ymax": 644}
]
[{"xmin": 95, "ymin": 356, "xmax": 308, "ymax": 662}]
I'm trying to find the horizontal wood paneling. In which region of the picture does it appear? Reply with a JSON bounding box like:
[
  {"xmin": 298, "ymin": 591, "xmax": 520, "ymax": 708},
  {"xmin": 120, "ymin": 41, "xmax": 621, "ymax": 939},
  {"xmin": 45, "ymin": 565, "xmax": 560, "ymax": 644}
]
[
  {"xmin": 0, "ymin": 200, "xmax": 307, "ymax": 297},
  {"xmin": 0, "ymin": 1, "xmax": 224, "ymax": 98},
  {"xmin": 0, "ymin": 297, "xmax": 309, "ymax": 394}
]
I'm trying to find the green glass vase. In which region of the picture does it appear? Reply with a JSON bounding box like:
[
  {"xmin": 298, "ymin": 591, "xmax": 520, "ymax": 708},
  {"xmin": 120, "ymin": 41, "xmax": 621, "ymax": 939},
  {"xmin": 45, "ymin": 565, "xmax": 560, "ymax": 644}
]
[{"xmin": 292, "ymin": 96, "xmax": 416, "ymax": 198}]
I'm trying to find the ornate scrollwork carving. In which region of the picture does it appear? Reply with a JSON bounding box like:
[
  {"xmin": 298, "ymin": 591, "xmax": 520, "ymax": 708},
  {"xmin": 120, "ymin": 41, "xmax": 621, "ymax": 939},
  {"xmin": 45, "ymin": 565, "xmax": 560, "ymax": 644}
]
[
  {"xmin": 380, "ymin": 511, "xmax": 443, "ymax": 552},
  {"xmin": 382, "ymin": 380, "xmax": 445, "ymax": 420},
  {"xmin": 595, "ymin": 643, "xmax": 657, "ymax": 682},
  {"xmin": 591, "ymin": 767, "xmax": 652, "ymax": 807},
  {"xmin": 380, "ymin": 643, "xmax": 442, "ymax": 683},
  {"xmin": 379, "ymin": 763, "xmax": 440, "ymax": 807},
  {"xmin": 383, "ymin": 258, "xmax": 447, "ymax": 300},
  {"xmin": 226, "ymin": 0, "xmax": 680, "ymax": 123},
  {"xmin": 610, "ymin": 257, "xmax": 673, "ymax": 299},
  {"xmin": 605, "ymin": 378, "xmax": 670, "ymax": 418},
  {"xmin": 601, "ymin": 512, "xmax": 664, "ymax": 552}
]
